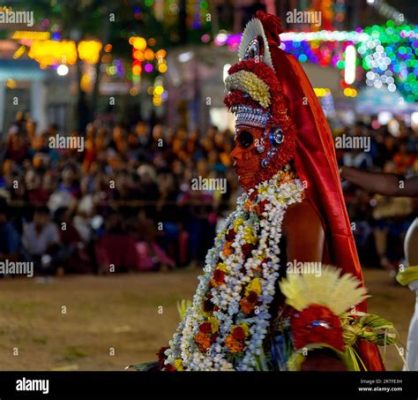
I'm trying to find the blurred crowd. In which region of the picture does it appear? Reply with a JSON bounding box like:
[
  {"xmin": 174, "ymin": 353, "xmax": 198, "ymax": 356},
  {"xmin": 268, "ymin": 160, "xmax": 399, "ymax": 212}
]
[
  {"xmin": 337, "ymin": 119, "xmax": 418, "ymax": 273},
  {"xmin": 0, "ymin": 111, "xmax": 417, "ymax": 277},
  {"xmin": 0, "ymin": 112, "xmax": 238, "ymax": 276}
]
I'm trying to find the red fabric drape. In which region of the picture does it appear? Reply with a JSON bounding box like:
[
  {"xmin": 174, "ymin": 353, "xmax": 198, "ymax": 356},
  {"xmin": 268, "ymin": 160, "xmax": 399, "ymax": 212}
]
[{"xmin": 262, "ymin": 30, "xmax": 384, "ymax": 370}]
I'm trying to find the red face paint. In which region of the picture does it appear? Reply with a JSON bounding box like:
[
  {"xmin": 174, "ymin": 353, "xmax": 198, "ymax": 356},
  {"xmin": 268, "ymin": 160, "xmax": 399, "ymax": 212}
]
[{"xmin": 231, "ymin": 125, "xmax": 281, "ymax": 191}]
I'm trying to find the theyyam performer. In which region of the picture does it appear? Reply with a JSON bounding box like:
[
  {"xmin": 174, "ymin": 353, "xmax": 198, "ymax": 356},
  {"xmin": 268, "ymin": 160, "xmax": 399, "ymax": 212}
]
[{"xmin": 137, "ymin": 11, "xmax": 402, "ymax": 372}]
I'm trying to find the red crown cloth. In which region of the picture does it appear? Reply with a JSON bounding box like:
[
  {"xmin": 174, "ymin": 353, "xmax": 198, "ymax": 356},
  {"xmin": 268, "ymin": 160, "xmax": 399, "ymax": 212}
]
[{"xmin": 224, "ymin": 11, "xmax": 384, "ymax": 371}]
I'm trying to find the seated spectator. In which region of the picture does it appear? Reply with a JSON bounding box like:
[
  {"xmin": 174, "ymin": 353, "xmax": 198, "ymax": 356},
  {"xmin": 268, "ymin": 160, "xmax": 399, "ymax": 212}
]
[
  {"xmin": 21, "ymin": 206, "xmax": 62, "ymax": 275},
  {"xmin": 0, "ymin": 198, "xmax": 20, "ymax": 266}
]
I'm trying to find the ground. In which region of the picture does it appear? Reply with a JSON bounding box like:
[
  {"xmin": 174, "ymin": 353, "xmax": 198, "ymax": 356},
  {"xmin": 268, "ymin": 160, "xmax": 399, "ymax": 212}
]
[{"xmin": 0, "ymin": 268, "xmax": 412, "ymax": 371}]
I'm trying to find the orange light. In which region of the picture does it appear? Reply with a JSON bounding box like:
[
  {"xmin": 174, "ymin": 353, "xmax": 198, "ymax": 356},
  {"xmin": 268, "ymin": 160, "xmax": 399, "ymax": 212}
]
[
  {"xmin": 133, "ymin": 50, "xmax": 144, "ymax": 61},
  {"xmin": 155, "ymin": 49, "xmax": 167, "ymax": 59},
  {"xmin": 132, "ymin": 65, "xmax": 142, "ymax": 75},
  {"xmin": 144, "ymin": 48, "xmax": 154, "ymax": 60}
]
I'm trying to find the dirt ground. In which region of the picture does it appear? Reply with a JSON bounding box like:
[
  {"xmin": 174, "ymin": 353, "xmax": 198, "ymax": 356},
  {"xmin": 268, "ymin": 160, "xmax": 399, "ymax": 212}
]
[{"xmin": 0, "ymin": 268, "xmax": 413, "ymax": 371}]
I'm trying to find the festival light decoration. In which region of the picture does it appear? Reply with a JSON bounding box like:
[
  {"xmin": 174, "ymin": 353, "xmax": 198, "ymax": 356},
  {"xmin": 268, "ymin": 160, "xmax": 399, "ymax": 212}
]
[
  {"xmin": 152, "ymin": 76, "xmax": 166, "ymax": 107},
  {"xmin": 214, "ymin": 21, "xmax": 418, "ymax": 102},
  {"xmin": 313, "ymin": 88, "xmax": 331, "ymax": 97},
  {"xmin": 27, "ymin": 40, "xmax": 102, "ymax": 68},
  {"xmin": 12, "ymin": 45, "xmax": 25, "ymax": 59},
  {"xmin": 56, "ymin": 64, "xmax": 69, "ymax": 76},
  {"xmin": 343, "ymin": 87, "xmax": 358, "ymax": 97},
  {"xmin": 129, "ymin": 36, "xmax": 168, "ymax": 107},
  {"xmin": 344, "ymin": 44, "xmax": 356, "ymax": 84},
  {"xmin": 12, "ymin": 31, "xmax": 50, "ymax": 41},
  {"xmin": 130, "ymin": 36, "xmax": 168, "ymax": 80}
]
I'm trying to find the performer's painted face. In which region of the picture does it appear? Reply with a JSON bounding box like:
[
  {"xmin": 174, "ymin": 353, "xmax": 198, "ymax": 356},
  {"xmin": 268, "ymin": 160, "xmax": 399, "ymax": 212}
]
[{"xmin": 231, "ymin": 124, "xmax": 265, "ymax": 191}]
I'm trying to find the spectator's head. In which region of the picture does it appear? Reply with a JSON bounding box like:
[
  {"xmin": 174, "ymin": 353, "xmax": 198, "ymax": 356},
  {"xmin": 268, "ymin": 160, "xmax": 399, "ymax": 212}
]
[
  {"xmin": 2, "ymin": 159, "xmax": 13, "ymax": 176},
  {"xmin": 26, "ymin": 119, "xmax": 37, "ymax": 137},
  {"xmin": 25, "ymin": 169, "xmax": 41, "ymax": 190},
  {"xmin": 135, "ymin": 121, "xmax": 147, "ymax": 137},
  {"xmin": 33, "ymin": 206, "xmax": 51, "ymax": 227},
  {"xmin": 15, "ymin": 111, "xmax": 25, "ymax": 122},
  {"xmin": 47, "ymin": 123, "xmax": 59, "ymax": 136},
  {"xmin": 152, "ymin": 124, "xmax": 164, "ymax": 141},
  {"xmin": 61, "ymin": 166, "xmax": 77, "ymax": 186},
  {"xmin": 112, "ymin": 124, "xmax": 125, "ymax": 142},
  {"xmin": 137, "ymin": 164, "xmax": 156, "ymax": 185},
  {"xmin": 42, "ymin": 172, "xmax": 56, "ymax": 192}
]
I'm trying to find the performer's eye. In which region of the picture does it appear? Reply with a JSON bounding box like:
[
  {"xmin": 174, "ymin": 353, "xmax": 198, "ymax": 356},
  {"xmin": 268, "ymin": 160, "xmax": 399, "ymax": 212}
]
[{"xmin": 237, "ymin": 130, "xmax": 254, "ymax": 149}]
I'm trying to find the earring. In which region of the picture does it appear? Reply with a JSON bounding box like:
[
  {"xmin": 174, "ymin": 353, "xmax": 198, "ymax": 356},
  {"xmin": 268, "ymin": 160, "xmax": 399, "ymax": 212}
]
[{"xmin": 269, "ymin": 128, "xmax": 284, "ymax": 146}]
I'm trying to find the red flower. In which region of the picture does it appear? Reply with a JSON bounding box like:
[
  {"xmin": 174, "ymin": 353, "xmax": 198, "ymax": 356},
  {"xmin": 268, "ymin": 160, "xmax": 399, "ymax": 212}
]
[
  {"xmin": 241, "ymin": 243, "xmax": 254, "ymax": 258},
  {"xmin": 226, "ymin": 229, "xmax": 236, "ymax": 241},
  {"xmin": 232, "ymin": 326, "xmax": 246, "ymax": 341},
  {"xmin": 213, "ymin": 269, "xmax": 225, "ymax": 284},
  {"xmin": 199, "ymin": 322, "xmax": 212, "ymax": 334},
  {"xmin": 291, "ymin": 304, "xmax": 345, "ymax": 352},
  {"xmin": 247, "ymin": 291, "xmax": 258, "ymax": 304}
]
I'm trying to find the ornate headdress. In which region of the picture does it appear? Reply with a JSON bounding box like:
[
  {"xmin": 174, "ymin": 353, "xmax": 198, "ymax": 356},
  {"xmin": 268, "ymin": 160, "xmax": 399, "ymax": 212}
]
[{"xmin": 224, "ymin": 12, "xmax": 296, "ymax": 176}]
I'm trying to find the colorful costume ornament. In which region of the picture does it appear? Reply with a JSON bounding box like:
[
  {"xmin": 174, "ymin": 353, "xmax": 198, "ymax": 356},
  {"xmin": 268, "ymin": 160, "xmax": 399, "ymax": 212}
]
[
  {"xmin": 136, "ymin": 12, "xmax": 401, "ymax": 371},
  {"xmin": 280, "ymin": 265, "xmax": 400, "ymax": 371}
]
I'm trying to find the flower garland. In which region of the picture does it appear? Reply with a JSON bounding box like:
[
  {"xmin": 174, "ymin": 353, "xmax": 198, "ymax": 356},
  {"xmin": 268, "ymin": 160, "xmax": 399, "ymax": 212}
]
[
  {"xmin": 164, "ymin": 170, "xmax": 304, "ymax": 371},
  {"xmin": 225, "ymin": 70, "xmax": 271, "ymax": 108}
]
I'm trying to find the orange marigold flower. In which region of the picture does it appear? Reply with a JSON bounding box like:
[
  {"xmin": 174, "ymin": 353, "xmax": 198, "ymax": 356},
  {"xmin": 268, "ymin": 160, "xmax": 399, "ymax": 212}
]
[
  {"xmin": 243, "ymin": 199, "xmax": 253, "ymax": 211},
  {"xmin": 225, "ymin": 335, "xmax": 245, "ymax": 353},
  {"xmin": 194, "ymin": 332, "xmax": 211, "ymax": 352},
  {"xmin": 223, "ymin": 241, "xmax": 233, "ymax": 256},
  {"xmin": 239, "ymin": 297, "xmax": 255, "ymax": 315}
]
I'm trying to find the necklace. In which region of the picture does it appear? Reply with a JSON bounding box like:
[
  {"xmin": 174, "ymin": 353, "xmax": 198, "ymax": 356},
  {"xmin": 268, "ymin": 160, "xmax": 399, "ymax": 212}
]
[{"xmin": 164, "ymin": 170, "xmax": 304, "ymax": 370}]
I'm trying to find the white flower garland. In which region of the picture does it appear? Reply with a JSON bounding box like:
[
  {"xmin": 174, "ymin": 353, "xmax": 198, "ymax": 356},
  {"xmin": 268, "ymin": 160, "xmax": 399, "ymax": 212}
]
[{"xmin": 165, "ymin": 172, "xmax": 304, "ymax": 371}]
